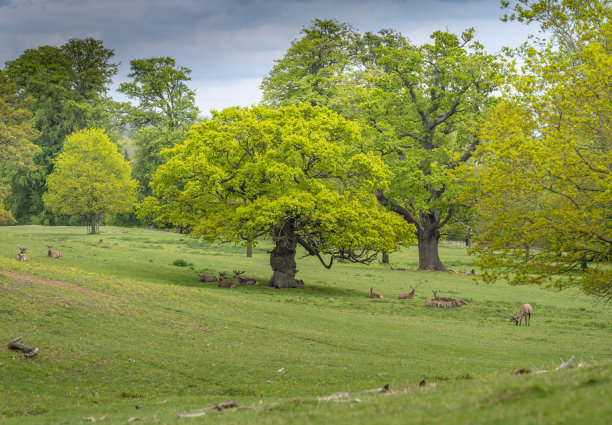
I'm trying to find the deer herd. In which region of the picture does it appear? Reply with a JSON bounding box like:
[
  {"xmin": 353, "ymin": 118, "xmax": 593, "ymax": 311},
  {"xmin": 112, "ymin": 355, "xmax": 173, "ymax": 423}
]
[
  {"xmin": 16, "ymin": 244, "xmax": 62, "ymax": 262},
  {"xmin": 15, "ymin": 244, "xmax": 532, "ymax": 326}
]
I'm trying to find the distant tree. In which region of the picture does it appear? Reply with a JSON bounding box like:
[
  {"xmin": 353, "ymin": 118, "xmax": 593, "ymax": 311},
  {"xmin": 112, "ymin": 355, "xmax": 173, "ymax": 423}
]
[
  {"xmin": 43, "ymin": 128, "xmax": 137, "ymax": 234},
  {"xmin": 261, "ymin": 19, "xmax": 361, "ymax": 111},
  {"xmin": 139, "ymin": 104, "xmax": 412, "ymax": 288},
  {"xmin": 461, "ymin": 0, "xmax": 612, "ymax": 299},
  {"xmin": 4, "ymin": 38, "xmax": 118, "ymax": 222},
  {"xmin": 118, "ymin": 57, "xmax": 199, "ymax": 197},
  {"xmin": 0, "ymin": 71, "xmax": 39, "ymax": 224}
]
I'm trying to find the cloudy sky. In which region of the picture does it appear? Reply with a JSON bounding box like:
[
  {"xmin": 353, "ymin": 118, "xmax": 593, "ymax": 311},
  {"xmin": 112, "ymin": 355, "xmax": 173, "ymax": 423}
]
[{"xmin": 0, "ymin": 0, "xmax": 535, "ymax": 116}]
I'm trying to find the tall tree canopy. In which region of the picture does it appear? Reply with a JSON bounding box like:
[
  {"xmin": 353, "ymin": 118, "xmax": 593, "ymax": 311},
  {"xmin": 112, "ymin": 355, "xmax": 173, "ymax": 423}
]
[
  {"xmin": 460, "ymin": 0, "xmax": 612, "ymax": 299},
  {"xmin": 118, "ymin": 57, "xmax": 200, "ymax": 197},
  {"xmin": 261, "ymin": 19, "xmax": 361, "ymax": 110},
  {"xmin": 140, "ymin": 103, "xmax": 412, "ymax": 288},
  {"xmin": 0, "ymin": 71, "xmax": 39, "ymax": 224},
  {"xmin": 43, "ymin": 128, "xmax": 137, "ymax": 233},
  {"xmin": 3, "ymin": 38, "xmax": 118, "ymax": 222},
  {"xmin": 261, "ymin": 21, "xmax": 501, "ymax": 270}
]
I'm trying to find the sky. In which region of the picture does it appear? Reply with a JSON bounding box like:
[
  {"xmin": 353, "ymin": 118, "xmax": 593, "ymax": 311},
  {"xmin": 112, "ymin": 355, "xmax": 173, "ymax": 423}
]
[{"xmin": 0, "ymin": 0, "xmax": 535, "ymax": 117}]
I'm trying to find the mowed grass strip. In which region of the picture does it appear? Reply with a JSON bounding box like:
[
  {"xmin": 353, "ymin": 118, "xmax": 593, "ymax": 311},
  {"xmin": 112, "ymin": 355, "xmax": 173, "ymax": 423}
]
[{"xmin": 0, "ymin": 226, "xmax": 610, "ymax": 424}]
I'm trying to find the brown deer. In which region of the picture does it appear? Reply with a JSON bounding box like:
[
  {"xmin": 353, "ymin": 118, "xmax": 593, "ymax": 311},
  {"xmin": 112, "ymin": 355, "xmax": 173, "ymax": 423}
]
[
  {"xmin": 369, "ymin": 287, "xmax": 383, "ymax": 299},
  {"xmin": 46, "ymin": 245, "xmax": 62, "ymax": 258},
  {"xmin": 217, "ymin": 272, "xmax": 235, "ymax": 288},
  {"xmin": 16, "ymin": 246, "xmax": 28, "ymax": 262},
  {"xmin": 398, "ymin": 286, "xmax": 416, "ymax": 299},
  {"xmin": 510, "ymin": 304, "xmax": 532, "ymax": 326},
  {"xmin": 198, "ymin": 273, "xmax": 217, "ymax": 282},
  {"xmin": 233, "ymin": 270, "xmax": 258, "ymax": 286}
]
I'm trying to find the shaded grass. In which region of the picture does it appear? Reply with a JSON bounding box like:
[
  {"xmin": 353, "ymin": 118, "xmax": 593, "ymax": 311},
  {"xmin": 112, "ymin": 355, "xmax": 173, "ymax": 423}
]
[{"xmin": 0, "ymin": 226, "xmax": 610, "ymax": 424}]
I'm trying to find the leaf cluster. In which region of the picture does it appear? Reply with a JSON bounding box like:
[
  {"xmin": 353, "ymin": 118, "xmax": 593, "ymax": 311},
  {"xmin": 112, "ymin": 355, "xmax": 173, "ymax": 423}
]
[{"xmin": 140, "ymin": 104, "xmax": 413, "ymax": 265}]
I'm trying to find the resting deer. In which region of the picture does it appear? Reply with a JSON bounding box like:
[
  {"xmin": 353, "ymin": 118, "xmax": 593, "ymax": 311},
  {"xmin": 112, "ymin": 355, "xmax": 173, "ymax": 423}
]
[
  {"xmin": 233, "ymin": 270, "xmax": 258, "ymax": 286},
  {"xmin": 399, "ymin": 286, "xmax": 416, "ymax": 299},
  {"xmin": 16, "ymin": 246, "xmax": 28, "ymax": 262},
  {"xmin": 510, "ymin": 304, "xmax": 532, "ymax": 326},
  {"xmin": 46, "ymin": 245, "xmax": 62, "ymax": 258},
  {"xmin": 217, "ymin": 272, "xmax": 235, "ymax": 288},
  {"xmin": 369, "ymin": 287, "xmax": 383, "ymax": 299},
  {"xmin": 198, "ymin": 273, "xmax": 217, "ymax": 282}
]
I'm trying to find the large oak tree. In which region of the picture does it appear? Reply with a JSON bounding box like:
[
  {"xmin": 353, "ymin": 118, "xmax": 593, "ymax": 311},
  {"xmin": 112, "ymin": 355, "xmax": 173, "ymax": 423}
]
[{"xmin": 140, "ymin": 103, "xmax": 412, "ymax": 288}]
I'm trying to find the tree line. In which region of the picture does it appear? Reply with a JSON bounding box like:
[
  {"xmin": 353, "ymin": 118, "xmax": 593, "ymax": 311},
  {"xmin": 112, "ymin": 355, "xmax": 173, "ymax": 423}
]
[{"xmin": 0, "ymin": 0, "xmax": 610, "ymax": 298}]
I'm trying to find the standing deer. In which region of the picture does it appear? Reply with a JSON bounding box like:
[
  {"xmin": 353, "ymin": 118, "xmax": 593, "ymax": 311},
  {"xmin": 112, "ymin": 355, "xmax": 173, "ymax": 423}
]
[
  {"xmin": 16, "ymin": 246, "xmax": 28, "ymax": 262},
  {"xmin": 399, "ymin": 286, "xmax": 417, "ymax": 299},
  {"xmin": 510, "ymin": 304, "xmax": 532, "ymax": 326},
  {"xmin": 198, "ymin": 273, "xmax": 217, "ymax": 282},
  {"xmin": 217, "ymin": 272, "xmax": 235, "ymax": 288},
  {"xmin": 369, "ymin": 288, "xmax": 383, "ymax": 299},
  {"xmin": 46, "ymin": 245, "xmax": 62, "ymax": 258},
  {"xmin": 233, "ymin": 270, "xmax": 258, "ymax": 286}
]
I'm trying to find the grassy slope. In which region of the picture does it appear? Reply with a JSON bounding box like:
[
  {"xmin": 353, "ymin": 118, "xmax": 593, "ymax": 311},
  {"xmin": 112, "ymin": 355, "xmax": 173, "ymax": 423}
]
[{"xmin": 0, "ymin": 226, "xmax": 610, "ymax": 424}]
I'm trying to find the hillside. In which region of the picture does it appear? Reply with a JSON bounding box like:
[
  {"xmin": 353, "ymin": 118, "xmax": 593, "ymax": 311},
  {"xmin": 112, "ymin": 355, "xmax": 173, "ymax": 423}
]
[{"xmin": 1, "ymin": 226, "xmax": 610, "ymax": 424}]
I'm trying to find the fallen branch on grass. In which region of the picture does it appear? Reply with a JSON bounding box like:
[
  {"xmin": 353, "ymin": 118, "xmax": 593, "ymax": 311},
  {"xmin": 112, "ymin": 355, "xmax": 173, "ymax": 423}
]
[
  {"xmin": 178, "ymin": 401, "xmax": 238, "ymax": 418},
  {"xmin": 515, "ymin": 356, "xmax": 578, "ymax": 375},
  {"xmin": 7, "ymin": 337, "xmax": 38, "ymax": 358}
]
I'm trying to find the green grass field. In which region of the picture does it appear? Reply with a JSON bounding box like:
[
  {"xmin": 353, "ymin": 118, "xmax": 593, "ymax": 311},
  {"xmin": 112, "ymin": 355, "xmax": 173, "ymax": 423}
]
[{"xmin": 1, "ymin": 226, "xmax": 610, "ymax": 424}]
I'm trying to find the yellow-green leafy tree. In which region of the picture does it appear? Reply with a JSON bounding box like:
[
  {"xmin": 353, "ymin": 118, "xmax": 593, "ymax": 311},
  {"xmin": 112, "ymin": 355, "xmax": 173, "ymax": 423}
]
[
  {"xmin": 140, "ymin": 103, "xmax": 413, "ymax": 288},
  {"xmin": 460, "ymin": 0, "xmax": 612, "ymax": 299},
  {"xmin": 0, "ymin": 71, "xmax": 39, "ymax": 224},
  {"xmin": 43, "ymin": 128, "xmax": 137, "ymax": 233}
]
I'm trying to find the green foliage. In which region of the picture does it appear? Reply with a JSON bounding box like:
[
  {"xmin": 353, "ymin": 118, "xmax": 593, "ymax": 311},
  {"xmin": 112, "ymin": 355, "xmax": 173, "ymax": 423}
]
[
  {"xmin": 460, "ymin": 0, "xmax": 612, "ymax": 299},
  {"xmin": 3, "ymin": 38, "xmax": 119, "ymax": 222},
  {"xmin": 43, "ymin": 128, "xmax": 137, "ymax": 221},
  {"xmin": 140, "ymin": 103, "xmax": 413, "ymax": 270},
  {"xmin": 118, "ymin": 57, "xmax": 200, "ymax": 197},
  {"xmin": 260, "ymin": 22, "xmax": 502, "ymax": 270},
  {"xmin": 172, "ymin": 258, "xmax": 193, "ymax": 267},
  {"xmin": 0, "ymin": 72, "xmax": 40, "ymax": 224},
  {"xmin": 261, "ymin": 19, "xmax": 361, "ymax": 110}
]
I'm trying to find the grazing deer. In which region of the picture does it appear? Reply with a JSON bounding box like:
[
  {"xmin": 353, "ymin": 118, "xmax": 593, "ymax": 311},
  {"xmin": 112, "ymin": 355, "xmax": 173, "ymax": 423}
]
[
  {"xmin": 369, "ymin": 287, "xmax": 383, "ymax": 299},
  {"xmin": 233, "ymin": 270, "xmax": 258, "ymax": 286},
  {"xmin": 198, "ymin": 273, "xmax": 217, "ymax": 282},
  {"xmin": 217, "ymin": 272, "xmax": 235, "ymax": 288},
  {"xmin": 46, "ymin": 245, "xmax": 62, "ymax": 258},
  {"xmin": 399, "ymin": 286, "xmax": 417, "ymax": 299},
  {"xmin": 510, "ymin": 304, "xmax": 532, "ymax": 326},
  {"xmin": 16, "ymin": 246, "xmax": 28, "ymax": 262}
]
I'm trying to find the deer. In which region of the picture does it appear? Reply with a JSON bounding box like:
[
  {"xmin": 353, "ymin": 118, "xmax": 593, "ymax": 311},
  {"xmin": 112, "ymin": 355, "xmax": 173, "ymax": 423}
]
[
  {"xmin": 233, "ymin": 270, "xmax": 258, "ymax": 286},
  {"xmin": 510, "ymin": 304, "xmax": 532, "ymax": 326},
  {"xmin": 398, "ymin": 286, "xmax": 416, "ymax": 299},
  {"xmin": 369, "ymin": 287, "xmax": 383, "ymax": 299},
  {"xmin": 217, "ymin": 272, "xmax": 235, "ymax": 288},
  {"xmin": 198, "ymin": 273, "xmax": 217, "ymax": 282},
  {"xmin": 16, "ymin": 246, "xmax": 28, "ymax": 262},
  {"xmin": 46, "ymin": 245, "xmax": 62, "ymax": 258}
]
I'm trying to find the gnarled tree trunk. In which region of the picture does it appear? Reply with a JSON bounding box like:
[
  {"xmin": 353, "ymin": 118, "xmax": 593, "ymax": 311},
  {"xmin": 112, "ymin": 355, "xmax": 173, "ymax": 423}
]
[
  {"xmin": 269, "ymin": 219, "xmax": 298, "ymax": 288},
  {"xmin": 417, "ymin": 225, "xmax": 448, "ymax": 271}
]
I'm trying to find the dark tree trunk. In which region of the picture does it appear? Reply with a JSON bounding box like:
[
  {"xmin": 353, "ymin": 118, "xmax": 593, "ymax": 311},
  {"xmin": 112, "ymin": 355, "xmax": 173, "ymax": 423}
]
[
  {"xmin": 269, "ymin": 219, "xmax": 298, "ymax": 288},
  {"xmin": 417, "ymin": 224, "xmax": 448, "ymax": 271},
  {"xmin": 246, "ymin": 244, "xmax": 253, "ymax": 258},
  {"xmin": 89, "ymin": 213, "xmax": 99, "ymax": 235},
  {"xmin": 382, "ymin": 252, "xmax": 389, "ymax": 264},
  {"xmin": 375, "ymin": 190, "xmax": 450, "ymax": 272}
]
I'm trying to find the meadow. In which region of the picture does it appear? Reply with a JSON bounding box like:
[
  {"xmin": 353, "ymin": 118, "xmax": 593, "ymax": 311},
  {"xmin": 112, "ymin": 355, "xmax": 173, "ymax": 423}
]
[{"xmin": 0, "ymin": 225, "xmax": 610, "ymax": 424}]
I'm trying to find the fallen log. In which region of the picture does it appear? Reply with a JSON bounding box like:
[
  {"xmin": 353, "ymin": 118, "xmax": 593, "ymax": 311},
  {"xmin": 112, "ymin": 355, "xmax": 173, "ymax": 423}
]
[{"xmin": 7, "ymin": 337, "xmax": 38, "ymax": 358}]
